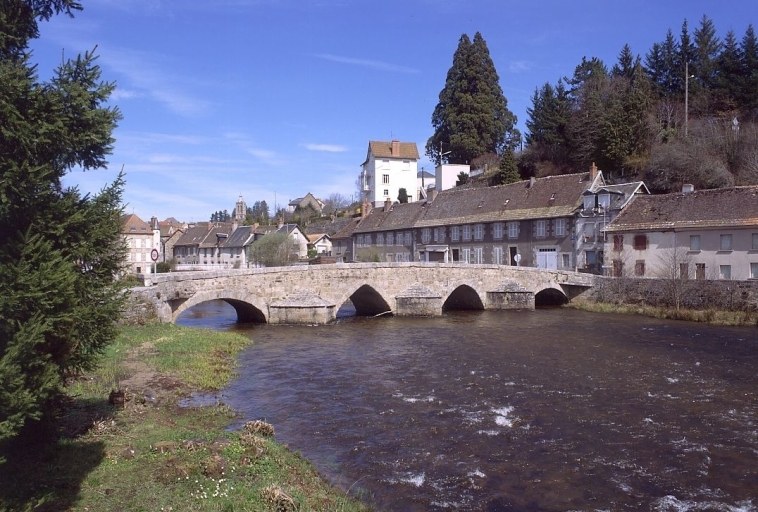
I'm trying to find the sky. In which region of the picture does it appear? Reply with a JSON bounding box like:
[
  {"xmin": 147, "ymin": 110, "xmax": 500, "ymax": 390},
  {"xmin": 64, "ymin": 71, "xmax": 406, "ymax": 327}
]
[{"xmin": 29, "ymin": 0, "xmax": 757, "ymax": 223}]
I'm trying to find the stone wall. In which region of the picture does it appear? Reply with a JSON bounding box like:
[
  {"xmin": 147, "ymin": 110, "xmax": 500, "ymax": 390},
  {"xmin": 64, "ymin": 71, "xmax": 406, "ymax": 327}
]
[{"xmin": 586, "ymin": 277, "xmax": 758, "ymax": 312}]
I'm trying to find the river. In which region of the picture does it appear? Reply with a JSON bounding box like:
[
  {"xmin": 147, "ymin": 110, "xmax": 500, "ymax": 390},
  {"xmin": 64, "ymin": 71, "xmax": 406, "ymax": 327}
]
[{"xmin": 178, "ymin": 301, "xmax": 757, "ymax": 511}]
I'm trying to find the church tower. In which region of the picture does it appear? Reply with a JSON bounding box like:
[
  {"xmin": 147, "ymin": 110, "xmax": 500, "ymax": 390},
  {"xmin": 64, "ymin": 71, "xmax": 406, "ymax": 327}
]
[{"xmin": 234, "ymin": 195, "xmax": 247, "ymax": 222}]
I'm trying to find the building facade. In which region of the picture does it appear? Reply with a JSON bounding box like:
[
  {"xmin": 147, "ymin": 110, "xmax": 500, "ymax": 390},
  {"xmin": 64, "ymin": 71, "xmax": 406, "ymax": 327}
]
[
  {"xmin": 360, "ymin": 140, "xmax": 420, "ymax": 207},
  {"xmin": 121, "ymin": 213, "xmax": 160, "ymax": 274},
  {"xmin": 603, "ymin": 186, "xmax": 758, "ymax": 280}
]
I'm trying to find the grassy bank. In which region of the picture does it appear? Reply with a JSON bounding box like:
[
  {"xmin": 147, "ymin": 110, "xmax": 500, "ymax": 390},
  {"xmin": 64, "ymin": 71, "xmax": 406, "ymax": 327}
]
[
  {"xmin": 0, "ymin": 324, "xmax": 370, "ymax": 512},
  {"xmin": 567, "ymin": 300, "xmax": 758, "ymax": 326}
]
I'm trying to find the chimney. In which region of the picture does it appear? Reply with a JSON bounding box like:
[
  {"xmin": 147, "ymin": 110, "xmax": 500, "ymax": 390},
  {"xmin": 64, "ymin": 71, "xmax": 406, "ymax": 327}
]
[
  {"xmin": 391, "ymin": 140, "xmax": 400, "ymax": 156},
  {"xmin": 426, "ymin": 188, "xmax": 438, "ymax": 203},
  {"xmin": 589, "ymin": 162, "xmax": 599, "ymax": 181},
  {"xmin": 682, "ymin": 183, "xmax": 694, "ymax": 194},
  {"xmin": 361, "ymin": 198, "xmax": 370, "ymax": 218},
  {"xmin": 384, "ymin": 197, "xmax": 392, "ymax": 212}
]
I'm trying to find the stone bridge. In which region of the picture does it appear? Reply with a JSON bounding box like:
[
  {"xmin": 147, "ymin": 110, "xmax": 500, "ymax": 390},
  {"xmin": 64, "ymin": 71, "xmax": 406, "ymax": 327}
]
[{"xmin": 133, "ymin": 263, "xmax": 595, "ymax": 325}]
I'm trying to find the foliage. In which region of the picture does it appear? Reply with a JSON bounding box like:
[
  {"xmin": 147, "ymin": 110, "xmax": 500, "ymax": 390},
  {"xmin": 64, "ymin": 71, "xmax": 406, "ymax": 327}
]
[
  {"xmin": 0, "ymin": 0, "xmax": 124, "ymax": 453},
  {"xmin": 209, "ymin": 209, "xmax": 230, "ymax": 222},
  {"xmin": 248, "ymin": 232, "xmax": 296, "ymax": 267},
  {"xmin": 524, "ymin": 16, "xmax": 758, "ymax": 188},
  {"xmin": 455, "ymin": 171, "xmax": 469, "ymax": 186},
  {"xmin": 490, "ymin": 148, "xmax": 521, "ymax": 185},
  {"xmin": 397, "ymin": 187, "xmax": 409, "ymax": 203},
  {"xmin": 426, "ymin": 32, "xmax": 519, "ymax": 165},
  {"xmin": 245, "ymin": 200, "xmax": 270, "ymax": 225}
]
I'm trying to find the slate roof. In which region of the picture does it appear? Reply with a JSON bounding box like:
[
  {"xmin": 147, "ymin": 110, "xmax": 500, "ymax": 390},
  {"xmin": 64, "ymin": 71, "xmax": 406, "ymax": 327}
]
[
  {"xmin": 174, "ymin": 222, "xmax": 234, "ymax": 247},
  {"xmin": 604, "ymin": 186, "xmax": 758, "ymax": 233},
  {"xmin": 365, "ymin": 140, "xmax": 419, "ymax": 161},
  {"xmin": 415, "ymin": 172, "xmax": 594, "ymax": 228},
  {"xmin": 354, "ymin": 201, "xmax": 428, "ymax": 234},
  {"xmin": 224, "ymin": 225, "xmax": 255, "ymax": 248},
  {"xmin": 304, "ymin": 217, "xmax": 354, "ymax": 236},
  {"xmin": 331, "ymin": 218, "xmax": 361, "ymax": 241},
  {"xmin": 581, "ymin": 181, "xmax": 649, "ymax": 214}
]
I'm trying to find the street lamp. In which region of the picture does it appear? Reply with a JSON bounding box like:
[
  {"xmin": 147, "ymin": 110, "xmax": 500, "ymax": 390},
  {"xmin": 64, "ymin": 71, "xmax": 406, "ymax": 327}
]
[{"xmin": 684, "ymin": 61, "xmax": 695, "ymax": 137}]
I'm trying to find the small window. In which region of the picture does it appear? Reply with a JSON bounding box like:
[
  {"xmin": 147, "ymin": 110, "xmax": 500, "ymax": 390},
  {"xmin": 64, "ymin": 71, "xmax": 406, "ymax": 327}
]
[
  {"xmin": 493, "ymin": 222, "xmax": 504, "ymax": 240},
  {"xmin": 535, "ymin": 220, "xmax": 546, "ymax": 238},
  {"xmin": 633, "ymin": 234, "xmax": 648, "ymax": 250},
  {"xmin": 613, "ymin": 234, "xmax": 624, "ymax": 251},
  {"xmin": 376, "ymin": 233, "xmax": 384, "ymax": 246},
  {"xmin": 720, "ymin": 234, "xmax": 733, "ymax": 251},
  {"xmin": 634, "ymin": 260, "xmax": 645, "ymax": 276},
  {"xmin": 383, "ymin": 189, "xmax": 389, "ymax": 197},
  {"xmin": 474, "ymin": 224, "xmax": 484, "ymax": 241},
  {"xmin": 382, "ymin": 174, "xmax": 390, "ymax": 184},
  {"xmin": 493, "ymin": 246, "xmax": 504, "ymax": 265},
  {"xmin": 612, "ymin": 259, "xmax": 623, "ymax": 277},
  {"xmin": 421, "ymin": 228, "xmax": 431, "ymax": 244},
  {"xmin": 387, "ymin": 232, "xmax": 394, "ymax": 246},
  {"xmin": 461, "ymin": 248, "xmax": 471, "ymax": 264},
  {"xmin": 507, "ymin": 222, "xmax": 519, "ymax": 239},
  {"xmin": 696, "ymin": 263, "xmax": 706, "ymax": 280},
  {"xmin": 451, "ymin": 226, "xmax": 460, "ymax": 242},
  {"xmin": 750, "ymin": 262, "xmax": 758, "ymax": 279},
  {"xmin": 719, "ymin": 265, "xmax": 731, "ymax": 280},
  {"xmin": 752, "ymin": 233, "xmax": 758, "ymax": 250},
  {"xmin": 462, "ymin": 225, "xmax": 472, "ymax": 241},
  {"xmin": 562, "ymin": 253, "xmax": 570, "ymax": 268},
  {"xmin": 554, "ymin": 219, "xmax": 567, "ymax": 237},
  {"xmin": 473, "ymin": 247, "xmax": 483, "ymax": 264},
  {"xmin": 689, "ymin": 235, "xmax": 701, "ymax": 251}
]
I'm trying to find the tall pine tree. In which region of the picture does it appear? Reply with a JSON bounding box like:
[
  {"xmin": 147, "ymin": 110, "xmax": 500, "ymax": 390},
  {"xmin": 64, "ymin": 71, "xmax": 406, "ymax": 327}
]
[
  {"xmin": 0, "ymin": 0, "xmax": 124, "ymax": 451},
  {"xmin": 426, "ymin": 32, "xmax": 519, "ymax": 165}
]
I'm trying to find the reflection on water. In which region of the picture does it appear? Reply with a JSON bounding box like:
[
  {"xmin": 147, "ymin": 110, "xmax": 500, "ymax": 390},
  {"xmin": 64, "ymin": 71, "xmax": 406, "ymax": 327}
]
[{"xmin": 178, "ymin": 301, "xmax": 758, "ymax": 512}]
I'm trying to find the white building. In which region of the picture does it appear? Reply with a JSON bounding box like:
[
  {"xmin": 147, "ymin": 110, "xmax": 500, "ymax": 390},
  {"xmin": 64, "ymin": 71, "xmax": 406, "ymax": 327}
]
[
  {"xmin": 435, "ymin": 163, "xmax": 471, "ymax": 191},
  {"xmin": 360, "ymin": 140, "xmax": 419, "ymax": 207},
  {"xmin": 121, "ymin": 213, "xmax": 160, "ymax": 274}
]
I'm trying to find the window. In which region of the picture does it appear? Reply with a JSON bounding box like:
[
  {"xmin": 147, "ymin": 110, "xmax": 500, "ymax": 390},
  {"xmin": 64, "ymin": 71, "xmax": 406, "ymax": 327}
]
[
  {"xmin": 633, "ymin": 234, "xmax": 648, "ymax": 250},
  {"xmin": 451, "ymin": 226, "xmax": 460, "ymax": 242},
  {"xmin": 507, "ymin": 222, "xmax": 519, "ymax": 239},
  {"xmin": 474, "ymin": 224, "xmax": 484, "ymax": 241},
  {"xmin": 720, "ymin": 234, "xmax": 733, "ymax": 251},
  {"xmin": 382, "ymin": 174, "xmax": 390, "ymax": 184},
  {"xmin": 535, "ymin": 220, "xmax": 547, "ymax": 238},
  {"xmin": 376, "ymin": 233, "xmax": 384, "ymax": 246},
  {"xmin": 634, "ymin": 260, "xmax": 645, "ymax": 276},
  {"xmin": 473, "ymin": 247, "xmax": 483, "ymax": 264},
  {"xmin": 753, "ymin": 233, "xmax": 758, "ymax": 250},
  {"xmin": 719, "ymin": 265, "xmax": 731, "ymax": 280},
  {"xmin": 493, "ymin": 246, "xmax": 504, "ymax": 265},
  {"xmin": 383, "ymin": 189, "xmax": 389, "ymax": 197},
  {"xmin": 696, "ymin": 263, "xmax": 706, "ymax": 280},
  {"xmin": 689, "ymin": 235, "xmax": 701, "ymax": 251},
  {"xmin": 680, "ymin": 263, "xmax": 689, "ymax": 279},
  {"xmin": 613, "ymin": 234, "xmax": 624, "ymax": 251},
  {"xmin": 562, "ymin": 253, "xmax": 570, "ymax": 268},
  {"xmin": 493, "ymin": 222, "xmax": 504, "ymax": 240},
  {"xmin": 554, "ymin": 219, "xmax": 567, "ymax": 237},
  {"xmin": 421, "ymin": 228, "xmax": 431, "ymax": 244},
  {"xmin": 462, "ymin": 225, "xmax": 472, "ymax": 241},
  {"xmin": 386, "ymin": 232, "xmax": 394, "ymax": 246},
  {"xmin": 404, "ymin": 232, "xmax": 412, "ymax": 246},
  {"xmin": 434, "ymin": 227, "xmax": 445, "ymax": 242},
  {"xmin": 750, "ymin": 262, "xmax": 758, "ymax": 279},
  {"xmin": 612, "ymin": 259, "xmax": 623, "ymax": 277},
  {"xmin": 461, "ymin": 248, "xmax": 471, "ymax": 263}
]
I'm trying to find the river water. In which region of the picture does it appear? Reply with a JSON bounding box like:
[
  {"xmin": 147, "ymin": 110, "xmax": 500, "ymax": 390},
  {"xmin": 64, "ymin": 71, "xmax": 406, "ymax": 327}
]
[{"xmin": 178, "ymin": 301, "xmax": 757, "ymax": 511}]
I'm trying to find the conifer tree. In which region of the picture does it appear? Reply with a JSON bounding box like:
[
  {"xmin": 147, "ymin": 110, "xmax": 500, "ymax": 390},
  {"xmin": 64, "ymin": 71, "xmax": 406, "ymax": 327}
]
[
  {"xmin": 426, "ymin": 32, "xmax": 519, "ymax": 165},
  {"xmin": 0, "ymin": 0, "xmax": 124, "ymax": 451},
  {"xmin": 491, "ymin": 148, "xmax": 520, "ymax": 185}
]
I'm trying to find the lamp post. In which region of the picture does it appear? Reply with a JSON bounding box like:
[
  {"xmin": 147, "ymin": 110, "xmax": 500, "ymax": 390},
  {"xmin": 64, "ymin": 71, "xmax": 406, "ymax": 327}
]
[{"xmin": 684, "ymin": 61, "xmax": 695, "ymax": 137}]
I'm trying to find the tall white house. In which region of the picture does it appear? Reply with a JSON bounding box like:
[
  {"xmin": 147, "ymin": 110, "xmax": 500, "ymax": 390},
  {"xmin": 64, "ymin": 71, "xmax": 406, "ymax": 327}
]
[{"xmin": 360, "ymin": 140, "xmax": 419, "ymax": 207}]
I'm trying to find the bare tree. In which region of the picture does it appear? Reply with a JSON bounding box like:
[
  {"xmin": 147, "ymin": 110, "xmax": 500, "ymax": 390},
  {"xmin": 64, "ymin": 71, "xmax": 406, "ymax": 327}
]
[{"xmin": 654, "ymin": 245, "xmax": 692, "ymax": 310}]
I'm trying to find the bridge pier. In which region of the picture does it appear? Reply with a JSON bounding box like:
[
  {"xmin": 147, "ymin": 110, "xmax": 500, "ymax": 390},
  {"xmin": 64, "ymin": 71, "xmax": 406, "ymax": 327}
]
[
  {"xmin": 395, "ymin": 284, "xmax": 443, "ymax": 317},
  {"xmin": 269, "ymin": 293, "xmax": 336, "ymax": 324},
  {"xmin": 486, "ymin": 283, "xmax": 535, "ymax": 310}
]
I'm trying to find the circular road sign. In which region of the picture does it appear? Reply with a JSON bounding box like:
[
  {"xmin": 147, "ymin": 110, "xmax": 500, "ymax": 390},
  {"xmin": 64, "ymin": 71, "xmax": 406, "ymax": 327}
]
[{"xmin": 150, "ymin": 248, "xmax": 159, "ymax": 262}]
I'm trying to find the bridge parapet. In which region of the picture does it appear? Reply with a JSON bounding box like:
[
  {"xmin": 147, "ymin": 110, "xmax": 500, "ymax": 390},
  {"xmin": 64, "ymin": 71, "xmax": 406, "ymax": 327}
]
[{"xmin": 133, "ymin": 263, "xmax": 596, "ymax": 324}]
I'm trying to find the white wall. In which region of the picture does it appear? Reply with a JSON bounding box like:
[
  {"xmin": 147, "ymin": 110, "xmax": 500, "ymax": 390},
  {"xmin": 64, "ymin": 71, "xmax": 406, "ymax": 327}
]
[
  {"xmin": 435, "ymin": 164, "xmax": 470, "ymax": 191},
  {"xmin": 364, "ymin": 155, "xmax": 418, "ymax": 207}
]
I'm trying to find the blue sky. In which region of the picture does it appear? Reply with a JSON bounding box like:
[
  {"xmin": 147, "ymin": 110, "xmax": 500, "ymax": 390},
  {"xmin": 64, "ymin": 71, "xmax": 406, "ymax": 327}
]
[{"xmin": 30, "ymin": 0, "xmax": 756, "ymax": 222}]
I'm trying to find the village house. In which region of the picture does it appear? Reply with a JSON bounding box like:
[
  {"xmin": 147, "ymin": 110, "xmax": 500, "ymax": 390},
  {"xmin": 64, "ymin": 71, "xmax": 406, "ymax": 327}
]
[
  {"xmin": 360, "ymin": 140, "xmax": 420, "ymax": 207},
  {"xmin": 353, "ymin": 199, "xmax": 427, "ymax": 262},
  {"xmin": 603, "ymin": 185, "xmax": 758, "ymax": 280},
  {"xmin": 307, "ymin": 233, "xmax": 332, "ymax": 256},
  {"xmin": 172, "ymin": 222, "xmax": 234, "ymax": 269},
  {"xmin": 121, "ymin": 213, "xmax": 160, "ymax": 274},
  {"xmin": 288, "ymin": 192, "xmax": 325, "ymax": 215}
]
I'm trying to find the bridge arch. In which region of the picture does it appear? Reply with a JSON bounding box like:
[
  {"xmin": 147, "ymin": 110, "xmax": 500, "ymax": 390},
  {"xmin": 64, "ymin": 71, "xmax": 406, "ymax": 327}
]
[
  {"xmin": 172, "ymin": 290, "xmax": 268, "ymax": 323},
  {"xmin": 339, "ymin": 284, "xmax": 393, "ymax": 317},
  {"xmin": 534, "ymin": 286, "xmax": 569, "ymax": 307},
  {"xmin": 442, "ymin": 284, "xmax": 485, "ymax": 311}
]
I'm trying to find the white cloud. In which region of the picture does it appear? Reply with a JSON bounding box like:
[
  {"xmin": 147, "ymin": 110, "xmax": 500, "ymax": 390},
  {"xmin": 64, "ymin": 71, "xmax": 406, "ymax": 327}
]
[
  {"xmin": 314, "ymin": 53, "xmax": 420, "ymax": 74},
  {"xmin": 509, "ymin": 60, "xmax": 534, "ymax": 74},
  {"xmin": 302, "ymin": 143, "xmax": 348, "ymax": 153}
]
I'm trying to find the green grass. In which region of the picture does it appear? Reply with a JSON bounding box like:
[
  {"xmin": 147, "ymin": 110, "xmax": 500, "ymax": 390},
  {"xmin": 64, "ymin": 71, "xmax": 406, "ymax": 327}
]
[
  {"xmin": 0, "ymin": 324, "xmax": 370, "ymax": 512},
  {"xmin": 568, "ymin": 300, "xmax": 758, "ymax": 326}
]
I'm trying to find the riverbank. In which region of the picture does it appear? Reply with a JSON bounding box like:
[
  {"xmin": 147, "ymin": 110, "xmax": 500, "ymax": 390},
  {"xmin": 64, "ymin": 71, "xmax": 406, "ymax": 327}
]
[
  {"xmin": 0, "ymin": 324, "xmax": 369, "ymax": 511},
  {"xmin": 567, "ymin": 299, "xmax": 758, "ymax": 326}
]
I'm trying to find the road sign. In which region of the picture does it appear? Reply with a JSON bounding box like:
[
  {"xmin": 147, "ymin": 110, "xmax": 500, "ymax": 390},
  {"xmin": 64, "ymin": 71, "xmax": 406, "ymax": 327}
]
[{"xmin": 150, "ymin": 248, "xmax": 159, "ymax": 262}]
